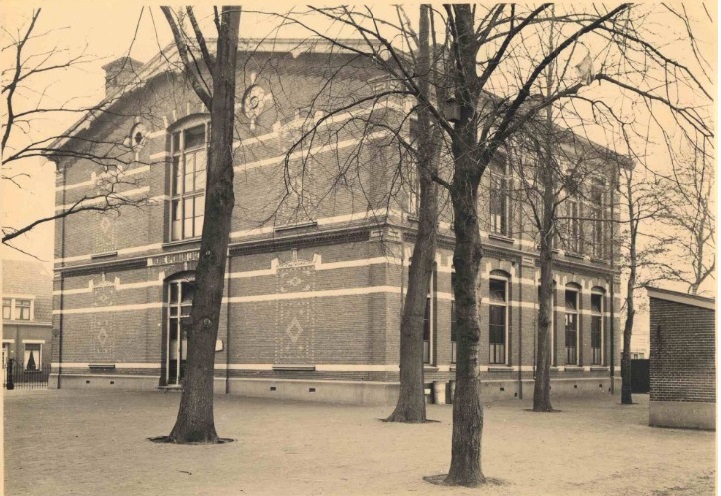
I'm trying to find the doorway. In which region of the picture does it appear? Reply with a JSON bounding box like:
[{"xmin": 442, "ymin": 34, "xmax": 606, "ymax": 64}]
[{"xmin": 166, "ymin": 278, "xmax": 194, "ymax": 385}]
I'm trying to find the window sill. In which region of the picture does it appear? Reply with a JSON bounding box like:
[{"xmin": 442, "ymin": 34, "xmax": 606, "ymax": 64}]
[
  {"xmin": 488, "ymin": 365, "xmax": 513, "ymax": 373},
  {"xmin": 406, "ymin": 214, "xmax": 419, "ymax": 223},
  {"xmin": 423, "ymin": 365, "xmax": 439, "ymax": 372},
  {"xmin": 274, "ymin": 220, "xmax": 318, "ymax": 232},
  {"xmin": 449, "ymin": 365, "xmax": 456, "ymax": 372},
  {"xmin": 272, "ymin": 364, "xmax": 316, "ymax": 372},
  {"xmin": 563, "ymin": 365, "xmax": 583, "ymax": 371},
  {"xmin": 488, "ymin": 233, "xmax": 515, "ymax": 245},
  {"xmin": 91, "ymin": 251, "xmax": 118, "ymax": 260},
  {"xmin": 88, "ymin": 364, "xmax": 116, "ymax": 370},
  {"xmin": 590, "ymin": 366, "xmax": 609, "ymax": 371},
  {"xmin": 162, "ymin": 238, "xmax": 201, "ymax": 249}
]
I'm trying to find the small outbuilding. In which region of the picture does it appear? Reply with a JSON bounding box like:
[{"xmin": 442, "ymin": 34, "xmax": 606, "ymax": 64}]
[{"xmin": 647, "ymin": 287, "xmax": 715, "ymax": 430}]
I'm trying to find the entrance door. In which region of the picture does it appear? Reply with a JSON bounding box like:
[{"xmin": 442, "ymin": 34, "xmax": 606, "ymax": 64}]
[{"xmin": 167, "ymin": 279, "xmax": 193, "ymax": 385}]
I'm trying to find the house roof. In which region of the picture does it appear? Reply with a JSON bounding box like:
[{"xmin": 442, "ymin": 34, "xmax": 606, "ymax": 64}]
[
  {"xmin": 2, "ymin": 259, "xmax": 52, "ymax": 297},
  {"xmin": 646, "ymin": 286, "xmax": 715, "ymax": 311}
]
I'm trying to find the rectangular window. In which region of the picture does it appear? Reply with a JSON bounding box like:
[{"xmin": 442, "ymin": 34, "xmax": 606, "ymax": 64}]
[
  {"xmin": 591, "ymin": 185, "xmax": 604, "ymax": 258},
  {"xmin": 14, "ymin": 300, "xmax": 31, "ymax": 321},
  {"xmin": 423, "ymin": 297, "xmax": 431, "ymax": 363},
  {"xmin": 451, "ymin": 301, "xmax": 457, "ymax": 364},
  {"xmin": 566, "ymin": 198, "xmax": 581, "ymax": 253},
  {"xmin": 170, "ymin": 124, "xmax": 207, "ymax": 241},
  {"xmin": 564, "ymin": 290, "xmax": 578, "ymax": 365},
  {"xmin": 416, "ymin": 268, "xmax": 435, "ymax": 365},
  {"xmin": 591, "ymin": 293, "xmax": 603, "ymax": 365},
  {"xmin": 2, "ymin": 299, "xmax": 11, "ymax": 320},
  {"xmin": 489, "ymin": 162, "xmax": 507, "ymax": 235},
  {"xmin": 489, "ymin": 279, "xmax": 507, "ymax": 364},
  {"xmin": 23, "ymin": 343, "xmax": 41, "ymax": 370}
]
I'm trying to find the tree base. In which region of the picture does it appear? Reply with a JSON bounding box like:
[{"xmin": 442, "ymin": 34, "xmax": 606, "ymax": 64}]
[
  {"xmin": 424, "ymin": 474, "xmax": 505, "ymax": 488},
  {"xmin": 148, "ymin": 435, "xmax": 235, "ymax": 445},
  {"xmin": 383, "ymin": 410, "xmax": 428, "ymax": 423}
]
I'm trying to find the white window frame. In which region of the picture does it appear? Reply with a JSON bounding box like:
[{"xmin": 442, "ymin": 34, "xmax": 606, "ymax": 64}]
[
  {"xmin": 422, "ymin": 270, "xmax": 435, "ymax": 365},
  {"xmin": 3, "ymin": 296, "xmax": 35, "ymax": 321},
  {"xmin": 489, "ymin": 162, "xmax": 509, "ymax": 236},
  {"xmin": 166, "ymin": 277, "xmax": 194, "ymax": 385},
  {"xmin": 169, "ymin": 122, "xmax": 208, "ymax": 242},
  {"xmin": 489, "ymin": 276, "xmax": 509, "ymax": 365},
  {"xmin": 564, "ymin": 288, "xmax": 579, "ymax": 365},
  {"xmin": 591, "ymin": 291, "xmax": 605, "ymax": 365},
  {"xmin": 22, "ymin": 339, "xmax": 44, "ymax": 370}
]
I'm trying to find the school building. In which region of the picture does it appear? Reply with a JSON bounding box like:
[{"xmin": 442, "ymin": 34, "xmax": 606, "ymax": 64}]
[{"xmin": 49, "ymin": 39, "xmax": 623, "ymax": 404}]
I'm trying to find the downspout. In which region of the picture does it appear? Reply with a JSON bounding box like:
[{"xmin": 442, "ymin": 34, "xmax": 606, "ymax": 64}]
[
  {"xmin": 609, "ymin": 170, "xmax": 616, "ymax": 394},
  {"xmin": 517, "ymin": 258, "xmax": 523, "ymax": 399},
  {"xmin": 225, "ymin": 254, "xmax": 231, "ymax": 394}
]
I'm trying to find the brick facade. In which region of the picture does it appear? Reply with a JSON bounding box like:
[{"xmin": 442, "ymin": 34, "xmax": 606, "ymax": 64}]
[
  {"xmin": 49, "ymin": 40, "xmax": 623, "ymax": 404},
  {"xmin": 648, "ymin": 287, "xmax": 715, "ymax": 429}
]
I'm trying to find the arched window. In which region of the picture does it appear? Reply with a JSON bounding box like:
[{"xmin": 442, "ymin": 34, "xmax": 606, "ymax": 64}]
[
  {"xmin": 489, "ymin": 270, "xmax": 510, "ymax": 365},
  {"xmin": 564, "ymin": 283, "xmax": 581, "ymax": 365},
  {"xmin": 169, "ymin": 117, "xmax": 208, "ymax": 241},
  {"xmin": 591, "ymin": 288, "xmax": 606, "ymax": 365},
  {"xmin": 165, "ymin": 273, "xmax": 195, "ymax": 385}
]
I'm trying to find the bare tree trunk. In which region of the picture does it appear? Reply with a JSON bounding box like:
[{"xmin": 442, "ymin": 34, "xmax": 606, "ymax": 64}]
[
  {"xmin": 445, "ymin": 171, "xmax": 485, "ymax": 486},
  {"xmin": 620, "ymin": 205, "xmax": 637, "ymax": 405},
  {"xmin": 534, "ymin": 227, "xmax": 554, "ymax": 412},
  {"xmin": 167, "ymin": 7, "xmax": 240, "ymax": 444},
  {"xmin": 621, "ymin": 294, "xmax": 634, "ymax": 405},
  {"xmin": 386, "ymin": 3, "xmax": 438, "ymax": 424}
]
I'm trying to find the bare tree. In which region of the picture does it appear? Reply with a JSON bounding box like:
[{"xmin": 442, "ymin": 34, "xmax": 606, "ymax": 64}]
[
  {"xmin": 657, "ymin": 153, "xmax": 715, "ymax": 295},
  {"xmin": 290, "ymin": 4, "xmax": 713, "ymax": 486},
  {"xmin": 615, "ymin": 163, "xmax": 674, "ymax": 405},
  {"xmin": 2, "ymin": 8, "xmax": 153, "ymax": 246},
  {"xmin": 154, "ymin": 5, "xmax": 241, "ymax": 444}
]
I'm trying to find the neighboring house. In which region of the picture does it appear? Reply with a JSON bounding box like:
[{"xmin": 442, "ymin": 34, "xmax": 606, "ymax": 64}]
[
  {"xmin": 2, "ymin": 259, "xmax": 53, "ymax": 371},
  {"xmin": 48, "ymin": 40, "xmax": 623, "ymax": 404},
  {"xmin": 647, "ymin": 287, "xmax": 715, "ymax": 430}
]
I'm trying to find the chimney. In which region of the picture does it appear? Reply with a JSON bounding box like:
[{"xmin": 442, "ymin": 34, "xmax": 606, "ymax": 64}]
[{"xmin": 102, "ymin": 57, "xmax": 144, "ymax": 97}]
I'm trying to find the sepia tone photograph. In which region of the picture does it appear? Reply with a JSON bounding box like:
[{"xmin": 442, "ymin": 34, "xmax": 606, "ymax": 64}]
[{"xmin": 0, "ymin": 2, "xmax": 716, "ymax": 495}]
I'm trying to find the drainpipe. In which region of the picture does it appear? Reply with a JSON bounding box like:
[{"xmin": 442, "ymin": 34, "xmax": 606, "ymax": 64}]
[
  {"xmin": 609, "ymin": 172, "xmax": 616, "ymax": 394},
  {"xmin": 517, "ymin": 258, "xmax": 523, "ymax": 400},
  {"xmin": 225, "ymin": 255, "xmax": 231, "ymax": 394}
]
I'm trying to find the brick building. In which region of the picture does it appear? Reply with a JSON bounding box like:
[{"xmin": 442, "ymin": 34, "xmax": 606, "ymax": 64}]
[
  {"xmin": 2, "ymin": 259, "xmax": 53, "ymax": 371},
  {"xmin": 647, "ymin": 287, "xmax": 715, "ymax": 430},
  {"xmin": 49, "ymin": 39, "xmax": 623, "ymax": 404}
]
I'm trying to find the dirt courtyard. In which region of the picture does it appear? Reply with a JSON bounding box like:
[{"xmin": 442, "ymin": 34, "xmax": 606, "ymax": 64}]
[{"xmin": 4, "ymin": 389, "xmax": 715, "ymax": 495}]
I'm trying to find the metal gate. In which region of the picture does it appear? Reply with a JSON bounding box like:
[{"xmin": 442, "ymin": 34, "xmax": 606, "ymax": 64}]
[
  {"xmin": 631, "ymin": 359, "xmax": 650, "ymax": 394},
  {"xmin": 3, "ymin": 359, "xmax": 51, "ymax": 389}
]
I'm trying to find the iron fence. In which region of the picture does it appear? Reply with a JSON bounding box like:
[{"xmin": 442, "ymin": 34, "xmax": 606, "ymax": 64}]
[{"xmin": 3, "ymin": 359, "xmax": 51, "ymax": 389}]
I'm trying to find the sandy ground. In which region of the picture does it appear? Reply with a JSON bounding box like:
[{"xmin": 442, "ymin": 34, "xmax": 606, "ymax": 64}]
[{"xmin": 4, "ymin": 389, "xmax": 716, "ymax": 496}]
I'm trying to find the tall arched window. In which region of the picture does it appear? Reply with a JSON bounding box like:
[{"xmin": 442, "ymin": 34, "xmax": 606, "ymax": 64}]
[
  {"xmin": 591, "ymin": 288, "xmax": 605, "ymax": 365},
  {"xmin": 564, "ymin": 284, "xmax": 581, "ymax": 365},
  {"xmin": 489, "ymin": 271, "xmax": 510, "ymax": 365},
  {"xmin": 169, "ymin": 119, "xmax": 208, "ymax": 241}
]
